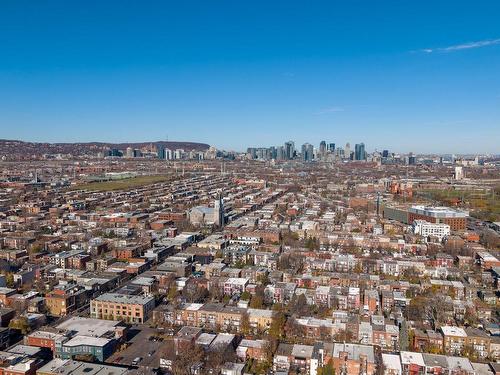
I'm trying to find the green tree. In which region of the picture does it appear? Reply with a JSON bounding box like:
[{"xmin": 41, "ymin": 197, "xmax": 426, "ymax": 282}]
[
  {"xmin": 318, "ymin": 359, "xmax": 335, "ymax": 375},
  {"xmin": 9, "ymin": 316, "xmax": 30, "ymax": 334},
  {"xmin": 240, "ymin": 312, "xmax": 251, "ymax": 335},
  {"xmin": 4, "ymin": 273, "xmax": 15, "ymax": 288},
  {"xmin": 240, "ymin": 291, "xmax": 251, "ymax": 301},
  {"xmin": 167, "ymin": 285, "xmax": 178, "ymax": 301},
  {"xmin": 269, "ymin": 311, "xmax": 286, "ymax": 340}
]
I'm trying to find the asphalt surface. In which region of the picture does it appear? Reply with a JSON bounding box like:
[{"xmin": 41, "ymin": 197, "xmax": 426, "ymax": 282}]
[{"xmin": 106, "ymin": 324, "xmax": 170, "ymax": 368}]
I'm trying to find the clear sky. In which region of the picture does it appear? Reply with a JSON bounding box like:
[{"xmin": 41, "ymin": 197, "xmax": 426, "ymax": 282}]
[{"xmin": 1, "ymin": 1, "xmax": 499, "ymax": 154}]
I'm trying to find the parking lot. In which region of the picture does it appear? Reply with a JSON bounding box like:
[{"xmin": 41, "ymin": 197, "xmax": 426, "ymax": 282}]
[{"xmin": 107, "ymin": 324, "xmax": 171, "ymax": 368}]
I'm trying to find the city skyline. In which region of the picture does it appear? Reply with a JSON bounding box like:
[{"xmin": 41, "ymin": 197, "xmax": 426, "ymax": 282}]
[
  {"xmin": 1, "ymin": 137, "xmax": 496, "ymax": 157},
  {"xmin": 0, "ymin": 2, "xmax": 499, "ymax": 154}
]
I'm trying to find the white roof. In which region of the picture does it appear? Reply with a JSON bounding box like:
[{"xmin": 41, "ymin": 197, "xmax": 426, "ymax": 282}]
[
  {"xmin": 400, "ymin": 351, "xmax": 425, "ymax": 366},
  {"xmin": 184, "ymin": 303, "xmax": 204, "ymax": 311},
  {"xmin": 56, "ymin": 317, "xmax": 120, "ymax": 337},
  {"xmin": 441, "ymin": 326, "xmax": 467, "ymax": 337},
  {"xmin": 225, "ymin": 277, "xmax": 249, "ymax": 285},
  {"xmin": 63, "ymin": 335, "xmax": 111, "ymax": 347},
  {"xmin": 292, "ymin": 344, "xmax": 314, "ymax": 358},
  {"xmin": 382, "ymin": 354, "xmax": 402, "ymax": 373}
]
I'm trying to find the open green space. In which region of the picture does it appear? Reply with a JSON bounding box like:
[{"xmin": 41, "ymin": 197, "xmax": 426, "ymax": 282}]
[{"xmin": 68, "ymin": 175, "xmax": 172, "ymax": 192}]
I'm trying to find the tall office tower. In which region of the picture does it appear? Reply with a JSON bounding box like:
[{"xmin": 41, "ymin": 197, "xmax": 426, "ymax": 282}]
[
  {"xmin": 174, "ymin": 149, "xmax": 183, "ymax": 159},
  {"xmin": 213, "ymin": 194, "xmax": 225, "ymax": 227},
  {"xmin": 125, "ymin": 147, "xmax": 134, "ymax": 158},
  {"xmin": 265, "ymin": 148, "xmax": 272, "ymax": 160},
  {"xmin": 246, "ymin": 148, "xmax": 255, "ymax": 159},
  {"xmin": 301, "ymin": 143, "xmax": 314, "ymax": 161},
  {"xmin": 276, "ymin": 146, "xmax": 285, "ymax": 160},
  {"xmin": 408, "ymin": 152, "xmax": 416, "ymax": 165},
  {"xmin": 308, "ymin": 144, "xmax": 314, "ymax": 161},
  {"xmin": 284, "ymin": 141, "xmax": 295, "ymax": 160},
  {"xmin": 157, "ymin": 145, "xmax": 166, "ymax": 159},
  {"xmin": 109, "ymin": 149, "xmax": 122, "ymax": 157},
  {"xmin": 328, "ymin": 143, "xmax": 336, "ymax": 152},
  {"xmin": 319, "ymin": 141, "xmax": 326, "ymax": 157},
  {"xmin": 345, "ymin": 143, "xmax": 351, "ymax": 159},
  {"xmin": 382, "ymin": 149, "xmax": 389, "ymax": 158},
  {"xmin": 269, "ymin": 146, "xmax": 277, "ymax": 160},
  {"xmin": 354, "ymin": 143, "xmax": 366, "ymax": 161},
  {"xmin": 163, "ymin": 149, "xmax": 172, "ymax": 160}
]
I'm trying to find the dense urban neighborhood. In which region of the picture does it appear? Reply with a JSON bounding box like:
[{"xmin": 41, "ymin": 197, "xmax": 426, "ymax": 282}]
[{"xmin": 0, "ymin": 143, "xmax": 498, "ymax": 375}]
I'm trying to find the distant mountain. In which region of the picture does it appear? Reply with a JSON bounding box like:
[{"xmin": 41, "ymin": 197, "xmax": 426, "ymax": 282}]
[{"xmin": 0, "ymin": 139, "xmax": 211, "ymax": 159}]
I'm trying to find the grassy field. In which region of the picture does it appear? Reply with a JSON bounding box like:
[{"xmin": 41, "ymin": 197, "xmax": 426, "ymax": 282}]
[
  {"xmin": 418, "ymin": 187, "xmax": 500, "ymax": 222},
  {"xmin": 69, "ymin": 175, "xmax": 172, "ymax": 192}
]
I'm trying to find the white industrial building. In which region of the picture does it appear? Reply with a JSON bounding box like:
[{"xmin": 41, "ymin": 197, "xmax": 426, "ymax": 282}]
[{"xmin": 412, "ymin": 220, "xmax": 450, "ymax": 241}]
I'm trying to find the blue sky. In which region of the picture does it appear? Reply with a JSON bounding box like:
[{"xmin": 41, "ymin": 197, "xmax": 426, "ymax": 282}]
[{"xmin": 0, "ymin": 1, "xmax": 499, "ymax": 153}]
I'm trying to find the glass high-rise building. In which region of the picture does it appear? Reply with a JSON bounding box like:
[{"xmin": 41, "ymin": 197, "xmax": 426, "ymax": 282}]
[
  {"xmin": 301, "ymin": 143, "xmax": 314, "ymax": 161},
  {"xmin": 319, "ymin": 141, "xmax": 326, "ymax": 155},
  {"xmin": 284, "ymin": 141, "xmax": 295, "ymax": 160},
  {"xmin": 354, "ymin": 143, "xmax": 366, "ymax": 160}
]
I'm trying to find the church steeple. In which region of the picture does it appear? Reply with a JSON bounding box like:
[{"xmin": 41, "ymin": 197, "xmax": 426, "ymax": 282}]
[{"xmin": 214, "ymin": 192, "xmax": 224, "ymax": 228}]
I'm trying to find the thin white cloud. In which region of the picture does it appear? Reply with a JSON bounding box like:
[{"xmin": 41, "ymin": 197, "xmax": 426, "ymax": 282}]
[
  {"xmin": 420, "ymin": 38, "xmax": 500, "ymax": 53},
  {"xmin": 314, "ymin": 106, "xmax": 344, "ymax": 115}
]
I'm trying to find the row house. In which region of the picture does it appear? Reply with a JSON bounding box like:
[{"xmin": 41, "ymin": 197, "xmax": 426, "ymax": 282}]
[
  {"xmin": 412, "ymin": 329, "xmax": 444, "ymax": 352},
  {"xmin": 381, "ymin": 290, "xmax": 394, "ymax": 312},
  {"xmin": 441, "ymin": 326, "xmax": 467, "ymax": 355},
  {"xmin": 331, "ymin": 343, "xmax": 376, "ymax": 375},
  {"xmin": 264, "ymin": 282, "xmax": 296, "ymax": 304},
  {"xmin": 372, "ymin": 324, "xmax": 399, "ymax": 351},
  {"xmin": 250, "ymin": 250, "xmax": 277, "ymax": 269},
  {"xmin": 332, "ymin": 254, "xmax": 358, "ymax": 272},
  {"xmin": 399, "ymin": 351, "xmax": 474, "ymax": 375},
  {"xmin": 45, "ymin": 284, "xmax": 88, "ymax": 317},
  {"xmin": 112, "ymin": 246, "xmax": 142, "ymax": 260},
  {"xmin": 294, "ymin": 275, "xmax": 323, "ymax": 289},
  {"xmin": 377, "ymin": 259, "xmax": 426, "ymax": 277},
  {"xmin": 223, "ymin": 246, "xmax": 251, "ymax": 265},
  {"xmin": 273, "ymin": 343, "xmax": 315, "ymax": 374},
  {"xmin": 427, "ymin": 279, "xmax": 465, "ymax": 300},
  {"xmin": 332, "ymin": 287, "xmax": 361, "ymax": 311},
  {"xmin": 315, "ymin": 286, "xmax": 333, "ymax": 307},
  {"xmin": 240, "ymin": 266, "xmax": 268, "ymax": 284},
  {"xmin": 475, "ymin": 251, "xmax": 500, "ymax": 270},
  {"xmin": 430, "ymin": 253, "xmax": 455, "ymax": 268},
  {"xmin": 47, "ymin": 249, "xmax": 87, "ymax": 269},
  {"xmin": 236, "ymin": 339, "xmax": 267, "ymax": 362},
  {"xmin": 172, "ymin": 303, "xmax": 246, "ymax": 332},
  {"xmin": 329, "ymin": 273, "xmax": 380, "ymax": 289},
  {"xmin": 464, "ymin": 327, "xmax": 491, "ymax": 359},
  {"xmin": 294, "ymin": 317, "xmax": 345, "ymax": 340},
  {"xmin": 364, "ymin": 289, "xmax": 379, "ymax": 314},
  {"xmin": 223, "ymin": 278, "xmax": 249, "ymax": 296},
  {"xmin": 247, "ymin": 308, "xmax": 273, "ymax": 332}
]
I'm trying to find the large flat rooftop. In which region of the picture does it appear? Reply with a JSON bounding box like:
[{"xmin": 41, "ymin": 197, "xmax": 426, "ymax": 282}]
[
  {"xmin": 409, "ymin": 205, "xmax": 468, "ymax": 218},
  {"xmin": 93, "ymin": 292, "xmax": 154, "ymax": 306},
  {"xmin": 56, "ymin": 317, "xmax": 121, "ymax": 337}
]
